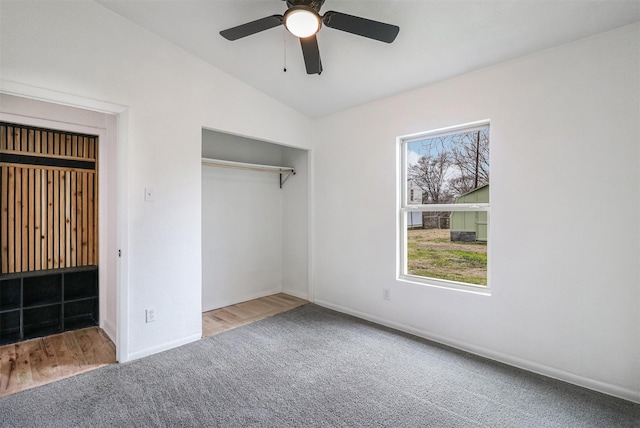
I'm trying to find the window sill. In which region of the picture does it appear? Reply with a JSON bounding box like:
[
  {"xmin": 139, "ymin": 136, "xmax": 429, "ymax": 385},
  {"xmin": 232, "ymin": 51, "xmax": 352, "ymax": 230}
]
[{"xmin": 398, "ymin": 274, "xmax": 491, "ymax": 296}]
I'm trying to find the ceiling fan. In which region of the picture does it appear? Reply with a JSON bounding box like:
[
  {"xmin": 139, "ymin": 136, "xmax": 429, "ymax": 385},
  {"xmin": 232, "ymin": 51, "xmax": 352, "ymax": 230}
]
[{"xmin": 220, "ymin": 0, "xmax": 400, "ymax": 75}]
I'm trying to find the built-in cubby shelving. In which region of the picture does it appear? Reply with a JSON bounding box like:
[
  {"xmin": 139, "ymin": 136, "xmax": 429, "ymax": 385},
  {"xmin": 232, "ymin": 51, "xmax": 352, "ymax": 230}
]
[{"xmin": 0, "ymin": 266, "xmax": 98, "ymax": 345}]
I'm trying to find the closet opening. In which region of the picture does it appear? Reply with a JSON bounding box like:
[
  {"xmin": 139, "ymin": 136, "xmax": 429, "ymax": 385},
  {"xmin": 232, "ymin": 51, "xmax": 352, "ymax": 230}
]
[{"xmin": 201, "ymin": 128, "xmax": 310, "ymax": 332}]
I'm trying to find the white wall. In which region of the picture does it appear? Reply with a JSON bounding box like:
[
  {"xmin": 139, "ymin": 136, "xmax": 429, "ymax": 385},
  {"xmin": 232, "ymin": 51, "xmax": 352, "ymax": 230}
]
[
  {"xmin": 0, "ymin": 0, "xmax": 311, "ymax": 361},
  {"xmin": 311, "ymin": 24, "xmax": 640, "ymax": 402}
]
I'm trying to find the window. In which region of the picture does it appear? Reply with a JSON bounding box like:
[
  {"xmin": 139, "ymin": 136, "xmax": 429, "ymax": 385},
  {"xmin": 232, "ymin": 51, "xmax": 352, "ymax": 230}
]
[{"xmin": 398, "ymin": 121, "xmax": 490, "ymax": 291}]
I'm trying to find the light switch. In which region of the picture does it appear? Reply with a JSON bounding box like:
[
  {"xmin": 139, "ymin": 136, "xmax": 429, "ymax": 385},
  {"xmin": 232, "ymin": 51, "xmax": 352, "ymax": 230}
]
[{"xmin": 144, "ymin": 187, "xmax": 154, "ymax": 202}]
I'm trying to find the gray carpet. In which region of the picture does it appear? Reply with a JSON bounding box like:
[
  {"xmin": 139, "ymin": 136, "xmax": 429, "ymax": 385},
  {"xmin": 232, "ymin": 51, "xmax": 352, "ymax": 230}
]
[{"xmin": 1, "ymin": 304, "xmax": 638, "ymax": 427}]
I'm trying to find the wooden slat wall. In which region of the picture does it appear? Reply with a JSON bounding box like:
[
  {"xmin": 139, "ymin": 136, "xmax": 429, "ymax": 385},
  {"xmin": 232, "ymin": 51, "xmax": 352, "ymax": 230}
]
[{"xmin": 0, "ymin": 123, "xmax": 98, "ymax": 275}]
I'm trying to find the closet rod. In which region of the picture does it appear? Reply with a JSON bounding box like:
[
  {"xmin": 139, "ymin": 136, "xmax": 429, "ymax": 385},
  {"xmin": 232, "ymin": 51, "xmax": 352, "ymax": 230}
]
[
  {"xmin": 201, "ymin": 157, "xmax": 295, "ymax": 175},
  {"xmin": 202, "ymin": 157, "xmax": 295, "ymax": 188}
]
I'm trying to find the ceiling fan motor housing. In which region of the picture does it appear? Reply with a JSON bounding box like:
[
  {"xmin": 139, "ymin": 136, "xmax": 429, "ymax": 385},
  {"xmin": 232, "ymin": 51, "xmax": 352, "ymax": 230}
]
[{"xmin": 286, "ymin": 0, "xmax": 326, "ymax": 13}]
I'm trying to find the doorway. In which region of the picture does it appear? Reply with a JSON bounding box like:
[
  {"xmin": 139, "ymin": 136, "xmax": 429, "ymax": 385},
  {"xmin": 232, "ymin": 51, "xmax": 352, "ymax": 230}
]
[{"xmin": 0, "ymin": 93, "xmax": 122, "ymax": 358}]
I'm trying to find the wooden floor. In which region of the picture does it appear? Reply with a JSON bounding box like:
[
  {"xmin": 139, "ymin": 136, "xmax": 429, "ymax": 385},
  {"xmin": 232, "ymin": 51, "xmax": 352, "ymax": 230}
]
[
  {"xmin": 0, "ymin": 327, "xmax": 116, "ymax": 398},
  {"xmin": 202, "ymin": 293, "xmax": 309, "ymax": 338},
  {"xmin": 0, "ymin": 293, "xmax": 308, "ymax": 397}
]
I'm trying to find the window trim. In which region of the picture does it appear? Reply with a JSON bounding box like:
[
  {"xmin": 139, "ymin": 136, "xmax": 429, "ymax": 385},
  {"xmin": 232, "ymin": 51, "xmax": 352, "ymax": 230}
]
[{"xmin": 397, "ymin": 120, "xmax": 491, "ymax": 294}]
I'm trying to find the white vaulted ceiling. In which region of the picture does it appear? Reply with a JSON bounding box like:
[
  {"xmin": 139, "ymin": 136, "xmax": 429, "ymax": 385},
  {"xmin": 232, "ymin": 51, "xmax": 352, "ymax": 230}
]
[{"xmin": 95, "ymin": 0, "xmax": 640, "ymax": 118}]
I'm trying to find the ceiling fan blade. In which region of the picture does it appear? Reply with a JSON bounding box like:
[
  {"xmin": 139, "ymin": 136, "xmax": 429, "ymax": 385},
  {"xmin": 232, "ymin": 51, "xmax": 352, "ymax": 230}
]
[
  {"xmin": 220, "ymin": 15, "xmax": 283, "ymax": 41},
  {"xmin": 300, "ymin": 35, "xmax": 323, "ymax": 75},
  {"xmin": 322, "ymin": 11, "xmax": 399, "ymax": 43}
]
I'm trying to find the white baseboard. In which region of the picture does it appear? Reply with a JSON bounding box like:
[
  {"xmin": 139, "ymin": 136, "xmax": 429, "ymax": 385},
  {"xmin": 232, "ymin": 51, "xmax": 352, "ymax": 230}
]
[
  {"xmin": 202, "ymin": 287, "xmax": 283, "ymax": 313},
  {"xmin": 126, "ymin": 333, "xmax": 202, "ymax": 362},
  {"xmin": 101, "ymin": 318, "xmax": 117, "ymax": 344},
  {"xmin": 281, "ymin": 288, "xmax": 309, "ymax": 301},
  {"xmin": 313, "ymin": 299, "xmax": 640, "ymax": 404}
]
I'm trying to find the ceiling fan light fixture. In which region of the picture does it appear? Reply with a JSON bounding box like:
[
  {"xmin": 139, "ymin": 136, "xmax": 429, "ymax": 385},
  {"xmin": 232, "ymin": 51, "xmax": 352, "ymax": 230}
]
[{"xmin": 284, "ymin": 6, "xmax": 321, "ymax": 38}]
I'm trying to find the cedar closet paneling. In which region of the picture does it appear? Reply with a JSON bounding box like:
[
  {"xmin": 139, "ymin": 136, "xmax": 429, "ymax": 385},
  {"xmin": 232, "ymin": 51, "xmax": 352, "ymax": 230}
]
[{"xmin": 0, "ymin": 122, "xmax": 98, "ymax": 275}]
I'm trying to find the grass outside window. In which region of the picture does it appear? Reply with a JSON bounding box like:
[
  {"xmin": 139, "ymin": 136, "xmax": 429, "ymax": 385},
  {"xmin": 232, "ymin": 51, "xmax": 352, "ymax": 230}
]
[{"xmin": 406, "ymin": 228, "xmax": 487, "ymax": 286}]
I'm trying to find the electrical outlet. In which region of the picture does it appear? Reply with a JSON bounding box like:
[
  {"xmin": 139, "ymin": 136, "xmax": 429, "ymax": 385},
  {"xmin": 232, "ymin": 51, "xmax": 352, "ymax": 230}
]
[
  {"xmin": 383, "ymin": 288, "xmax": 391, "ymax": 301},
  {"xmin": 146, "ymin": 308, "xmax": 156, "ymax": 323}
]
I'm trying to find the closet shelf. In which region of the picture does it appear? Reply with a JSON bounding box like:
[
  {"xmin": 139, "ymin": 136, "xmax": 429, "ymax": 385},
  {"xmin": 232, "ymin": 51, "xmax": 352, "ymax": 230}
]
[{"xmin": 201, "ymin": 157, "xmax": 295, "ymax": 188}]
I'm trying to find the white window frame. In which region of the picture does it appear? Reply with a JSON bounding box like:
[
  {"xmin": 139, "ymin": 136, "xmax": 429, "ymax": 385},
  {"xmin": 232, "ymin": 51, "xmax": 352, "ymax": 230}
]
[{"xmin": 397, "ymin": 120, "xmax": 490, "ymax": 294}]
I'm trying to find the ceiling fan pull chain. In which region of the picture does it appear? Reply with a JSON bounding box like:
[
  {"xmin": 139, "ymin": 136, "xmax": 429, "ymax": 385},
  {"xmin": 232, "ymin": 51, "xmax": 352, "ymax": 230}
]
[{"xmin": 283, "ymin": 29, "xmax": 287, "ymax": 72}]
